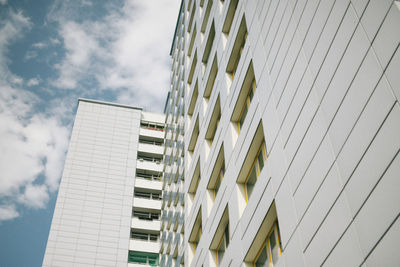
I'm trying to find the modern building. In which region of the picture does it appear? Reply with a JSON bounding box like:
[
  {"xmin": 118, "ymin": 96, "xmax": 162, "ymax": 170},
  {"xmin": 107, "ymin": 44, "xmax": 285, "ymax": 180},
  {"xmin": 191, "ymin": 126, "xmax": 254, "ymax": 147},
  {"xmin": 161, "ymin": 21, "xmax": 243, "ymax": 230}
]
[
  {"xmin": 166, "ymin": 0, "xmax": 400, "ymax": 266},
  {"xmin": 44, "ymin": 0, "xmax": 400, "ymax": 267},
  {"xmin": 42, "ymin": 99, "xmax": 165, "ymax": 267}
]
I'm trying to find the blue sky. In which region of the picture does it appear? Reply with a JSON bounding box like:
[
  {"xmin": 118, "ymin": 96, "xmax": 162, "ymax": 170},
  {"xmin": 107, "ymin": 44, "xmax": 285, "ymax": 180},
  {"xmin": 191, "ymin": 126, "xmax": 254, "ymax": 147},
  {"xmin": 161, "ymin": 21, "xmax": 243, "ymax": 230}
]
[{"xmin": 0, "ymin": 0, "xmax": 180, "ymax": 266}]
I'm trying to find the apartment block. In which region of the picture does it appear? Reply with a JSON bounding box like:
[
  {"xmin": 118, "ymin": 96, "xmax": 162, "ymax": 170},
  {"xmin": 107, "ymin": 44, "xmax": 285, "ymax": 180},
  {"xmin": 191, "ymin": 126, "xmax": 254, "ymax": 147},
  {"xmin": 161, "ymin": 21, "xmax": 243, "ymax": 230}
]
[
  {"xmin": 167, "ymin": 0, "xmax": 400, "ymax": 266},
  {"xmin": 42, "ymin": 99, "xmax": 165, "ymax": 267},
  {"xmin": 43, "ymin": 0, "xmax": 400, "ymax": 266}
]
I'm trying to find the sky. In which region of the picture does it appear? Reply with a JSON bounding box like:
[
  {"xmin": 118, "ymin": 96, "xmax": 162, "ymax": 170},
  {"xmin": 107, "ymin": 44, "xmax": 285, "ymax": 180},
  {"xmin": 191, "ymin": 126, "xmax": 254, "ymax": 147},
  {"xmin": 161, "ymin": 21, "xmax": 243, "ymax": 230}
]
[{"xmin": 0, "ymin": 0, "xmax": 180, "ymax": 266}]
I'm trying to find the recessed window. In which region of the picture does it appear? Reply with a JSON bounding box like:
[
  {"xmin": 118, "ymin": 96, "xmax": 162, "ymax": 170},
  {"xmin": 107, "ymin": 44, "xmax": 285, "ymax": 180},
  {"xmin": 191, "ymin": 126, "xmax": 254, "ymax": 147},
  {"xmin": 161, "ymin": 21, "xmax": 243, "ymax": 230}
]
[
  {"xmin": 188, "ymin": 3, "xmax": 196, "ymax": 33},
  {"xmin": 188, "ymin": 115, "xmax": 200, "ymax": 153},
  {"xmin": 204, "ymin": 54, "xmax": 218, "ymax": 99},
  {"xmin": 244, "ymin": 202, "xmax": 282, "ymax": 267},
  {"xmin": 236, "ymin": 121, "xmax": 266, "ymax": 205},
  {"xmin": 210, "ymin": 206, "xmax": 230, "ymax": 266},
  {"xmin": 207, "ymin": 144, "xmax": 225, "ymax": 200},
  {"xmin": 188, "ymin": 159, "xmax": 201, "ymax": 200},
  {"xmin": 188, "ymin": 24, "xmax": 197, "ymax": 57},
  {"xmin": 205, "ymin": 96, "xmax": 221, "ymax": 145},
  {"xmin": 226, "ymin": 15, "xmax": 247, "ymax": 80},
  {"xmin": 244, "ymin": 140, "xmax": 266, "ymax": 202},
  {"xmin": 230, "ymin": 62, "xmax": 256, "ymax": 134},
  {"xmin": 222, "ymin": 0, "xmax": 238, "ymax": 36},
  {"xmin": 216, "ymin": 222, "xmax": 229, "ymax": 266},
  {"xmin": 188, "ymin": 80, "xmax": 199, "ymax": 116},
  {"xmin": 201, "ymin": 0, "xmax": 213, "ymax": 33},
  {"xmin": 254, "ymin": 222, "xmax": 281, "ymax": 266},
  {"xmin": 188, "ymin": 50, "xmax": 197, "ymax": 85},
  {"xmin": 189, "ymin": 208, "xmax": 203, "ymax": 260},
  {"xmin": 238, "ymin": 79, "xmax": 256, "ymax": 131},
  {"xmin": 202, "ymin": 21, "xmax": 215, "ymax": 72}
]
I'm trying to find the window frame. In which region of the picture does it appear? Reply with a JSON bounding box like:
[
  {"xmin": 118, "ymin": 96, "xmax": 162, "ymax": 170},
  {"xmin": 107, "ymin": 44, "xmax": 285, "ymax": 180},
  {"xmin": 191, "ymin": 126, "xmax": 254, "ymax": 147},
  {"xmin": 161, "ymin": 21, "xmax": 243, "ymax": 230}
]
[
  {"xmin": 216, "ymin": 222, "xmax": 229, "ymax": 266},
  {"xmin": 244, "ymin": 140, "xmax": 267, "ymax": 202},
  {"xmin": 237, "ymin": 79, "xmax": 256, "ymax": 132},
  {"xmin": 253, "ymin": 222, "xmax": 282, "ymax": 267}
]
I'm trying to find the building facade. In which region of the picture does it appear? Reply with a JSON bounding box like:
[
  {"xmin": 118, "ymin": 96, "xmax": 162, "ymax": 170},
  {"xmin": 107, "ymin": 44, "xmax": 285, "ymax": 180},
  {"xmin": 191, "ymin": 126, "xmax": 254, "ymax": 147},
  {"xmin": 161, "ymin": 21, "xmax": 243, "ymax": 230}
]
[
  {"xmin": 43, "ymin": 0, "xmax": 400, "ymax": 266},
  {"xmin": 168, "ymin": 0, "xmax": 400, "ymax": 266},
  {"xmin": 43, "ymin": 99, "xmax": 165, "ymax": 267}
]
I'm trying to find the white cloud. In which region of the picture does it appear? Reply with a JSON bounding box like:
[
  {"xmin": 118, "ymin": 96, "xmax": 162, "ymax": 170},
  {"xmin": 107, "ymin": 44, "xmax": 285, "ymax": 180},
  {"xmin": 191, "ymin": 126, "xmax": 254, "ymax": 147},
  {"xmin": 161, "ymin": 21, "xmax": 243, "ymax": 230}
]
[
  {"xmin": 0, "ymin": 205, "xmax": 19, "ymax": 222},
  {"xmin": 52, "ymin": 21, "xmax": 100, "ymax": 89},
  {"xmin": 32, "ymin": 42, "xmax": 47, "ymax": 49},
  {"xmin": 50, "ymin": 0, "xmax": 180, "ymax": 112},
  {"xmin": 27, "ymin": 77, "xmax": 39, "ymax": 86},
  {"xmin": 17, "ymin": 184, "xmax": 49, "ymax": 209},
  {"xmin": 0, "ymin": 10, "xmax": 70, "ymax": 222}
]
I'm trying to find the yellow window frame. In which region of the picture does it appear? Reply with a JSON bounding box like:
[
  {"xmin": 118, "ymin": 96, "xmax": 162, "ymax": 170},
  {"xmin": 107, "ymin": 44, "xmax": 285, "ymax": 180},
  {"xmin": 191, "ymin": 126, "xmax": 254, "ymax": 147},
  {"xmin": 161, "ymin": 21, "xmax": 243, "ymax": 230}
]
[
  {"xmin": 237, "ymin": 80, "xmax": 256, "ymax": 133},
  {"xmin": 243, "ymin": 140, "xmax": 267, "ymax": 202},
  {"xmin": 253, "ymin": 222, "xmax": 282, "ymax": 267}
]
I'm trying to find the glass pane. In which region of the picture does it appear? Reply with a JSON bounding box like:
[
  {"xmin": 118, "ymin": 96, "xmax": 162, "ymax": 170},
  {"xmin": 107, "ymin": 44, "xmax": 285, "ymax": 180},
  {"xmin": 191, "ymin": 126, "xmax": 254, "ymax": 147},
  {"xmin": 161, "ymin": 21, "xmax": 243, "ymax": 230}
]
[
  {"xmin": 217, "ymin": 233, "xmax": 226, "ymax": 265},
  {"xmin": 239, "ymin": 105, "xmax": 248, "ymax": 129},
  {"xmin": 255, "ymin": 246, "xmax": 269, "ymax": 267},
  {"xmin": 248, "ymin": 86, "xmax": 254, "ymax": 102},
  {"xmin": 269, "ymin": 230, "xmax": 279, "ymax": 264},
  {"xmin": 224, "ymin": 224, "xmax": 230, "ymax": 247},
  {"xmin": 257, "ymin": 149, "xmax": 264, "ymax": 172},
  {"xmin": 246, "ymin": 165, "xmax": 257, "ymax": 200}
]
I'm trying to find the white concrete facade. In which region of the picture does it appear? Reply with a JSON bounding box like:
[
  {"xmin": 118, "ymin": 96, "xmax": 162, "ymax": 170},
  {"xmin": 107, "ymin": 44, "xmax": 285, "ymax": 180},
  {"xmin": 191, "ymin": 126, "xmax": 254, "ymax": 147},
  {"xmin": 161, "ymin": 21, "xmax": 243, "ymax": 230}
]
[{"xmin": 171, "ymin": 0, "xmax": 400, "ymax": 267}]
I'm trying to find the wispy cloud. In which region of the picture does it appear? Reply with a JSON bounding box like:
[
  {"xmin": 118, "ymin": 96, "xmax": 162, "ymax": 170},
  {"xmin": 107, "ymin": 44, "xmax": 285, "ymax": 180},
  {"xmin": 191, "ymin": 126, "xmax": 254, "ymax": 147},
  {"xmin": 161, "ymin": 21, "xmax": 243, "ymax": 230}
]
[
  {"xmin": 0, "ymin": 205, "xmax": 19, "ymax": 221},
  {"xmin": 0, "ymin": 9, "xmax": 70, "ymax": 222},
  {"xmin": 49, "ymin": 0, "xmax": 179, "ymax": 111},
  {"xmin": 0, "ymin": 0, "xmax": 180, "ymax": 223},
  {"xmin": 27, "ymin": 77, "xmax": 39, "ymax": 86}
]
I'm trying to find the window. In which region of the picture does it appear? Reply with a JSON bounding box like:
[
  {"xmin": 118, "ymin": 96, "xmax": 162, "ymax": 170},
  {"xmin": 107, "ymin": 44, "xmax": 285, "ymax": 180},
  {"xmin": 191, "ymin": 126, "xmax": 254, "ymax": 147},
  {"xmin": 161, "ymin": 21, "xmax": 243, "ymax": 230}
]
[
  {"xmin": 230, "ymin": 62, "xmax": 256, "ymax": 135},
  {"xmin": 222, "ymin": 0, "xmax": 238, "ymax": 36},
  {"xmin": 135, "ymin": 170, "xmax": 162, "ymax": 181},
  {"xmin": 188, "ymin": 159, "xmax": 201, "ymax": 200},
  {"xmin": 188, "ymin": 115, "xmax": 200, "ymax": 153},
  {"xmin": 189, "ymin": 208, "xmax": 202, "ymax": 257},
  {"xmin": 244, "ymin": 202, "xmax": 282, "ymax": 267},
  {"xmin": 207, "ymin": 144, "xmax": 225, "ymax": 200},
  {"xmin": 238, "ymin": 79, "xmax": 256, "ymax": 131},
  {"xmin": 201, "ymin": 0, "xmax": 213, "ymax": 33},
  {"xmin": 138, "ymin": 138, "xmax": 163, "ymax": 146},
  {"xmin": 131, "ymin": 231, "xmax": 159, "ymax": 242},
  {"xmin": 213, "ymin": 163, "xmax": 225, "ymax": 199},
  {"xmin": 205, "ymin": 96, "xmax": 221, "ymax": 145},
  {"xmin": 188, "ymin": 50, "xmax": 197, "ymax": 85},
  {"xmin": 202, "ymin": 21, "xmax": 215, "ymax": 71},
  {"xmin": 236, "ymin": 121, "xmax": 266, "ymax": 208},
  {"xmin": 134, "ymin": 190, "xmax": 161, "ymax": 200},
  {"xmin": 128, "ymin": 251, "xmax": 159, "ymax": 266},
  {"xmin": 216, "ymin": 222, "xmax": 229, "ymax": 266},
  {"xmin": 254, "ymin": 222, "xmax": 281, "ymax": 267},
  {"xmin": 244, "ymin": 140, "xmax": 266, "ymax": 201},
  {"xmin": 132, "ymin": 211, "xmax": 160, "ymax": 221},
  {"xmin": 188, "ymin": 80, "xmax": 199, "ymax": 116},
  {"xmin": 140, "ymin": 121, "xmax": 164, "ymax": 131},
  {"xmin": 226, "ymin": 16, "xmax": 247, "ymax": 80},
  {"xmin": 210, "ymin": 206, "xmax": 230, "ymax": 266},
  {"xmin": 204, "ymin": 54, "xmax": 218, "ymax": 99}
]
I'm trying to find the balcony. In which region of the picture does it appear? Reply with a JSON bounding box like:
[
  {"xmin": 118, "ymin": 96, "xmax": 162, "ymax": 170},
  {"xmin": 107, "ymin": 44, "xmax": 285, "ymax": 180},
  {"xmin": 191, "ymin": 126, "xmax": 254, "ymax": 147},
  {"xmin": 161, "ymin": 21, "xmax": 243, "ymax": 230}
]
[
  {"xmin": 129, "ymin": 238, "xmax": 160, "ymax": 254},
  {"xmin": 135, "ymin": 178, "xmax": 162, "ymax": 191},
  {"xmin": 131, "ymin": 216, "xmax": 160, "ymax": 232},
  {"xmin": 138, "ymin": 142, "xmax": 164, "ymax": 155},
  {"xmin": 136, "ymin": 160, "xmax": 163, "ymax": 173},
  {"xmin": 133, "ymin": 197, "xmax": 162, "ymax": 212},
  {"xmin": 140, "ymin": 127, "xmax": 165, "ymax": 140}
]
